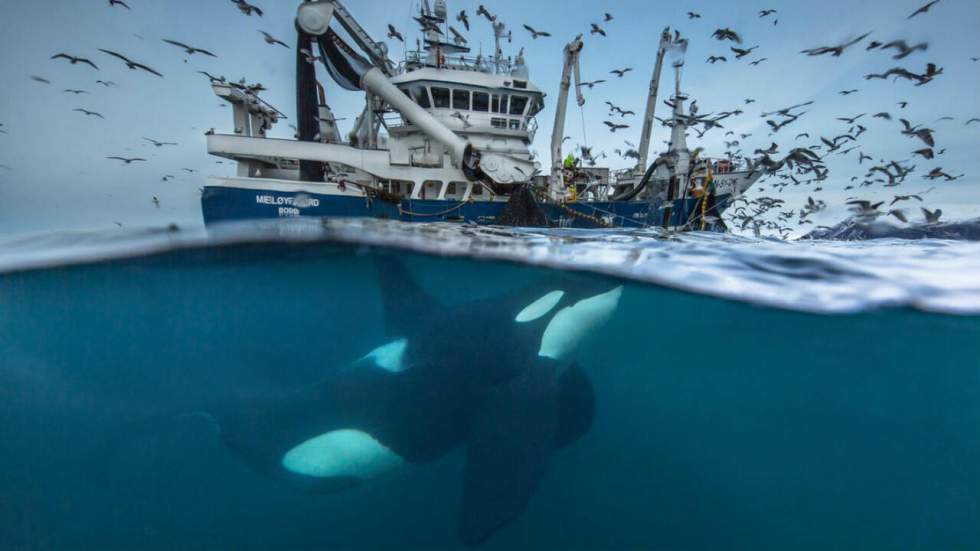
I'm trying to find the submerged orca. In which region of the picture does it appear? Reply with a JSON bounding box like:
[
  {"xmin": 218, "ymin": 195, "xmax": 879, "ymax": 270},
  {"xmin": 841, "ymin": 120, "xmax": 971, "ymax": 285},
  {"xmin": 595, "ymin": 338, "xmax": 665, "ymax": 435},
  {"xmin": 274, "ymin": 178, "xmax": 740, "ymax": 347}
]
[{"xmin": 163, "ymin": 259, "xmax": 621, "ymax": 546}]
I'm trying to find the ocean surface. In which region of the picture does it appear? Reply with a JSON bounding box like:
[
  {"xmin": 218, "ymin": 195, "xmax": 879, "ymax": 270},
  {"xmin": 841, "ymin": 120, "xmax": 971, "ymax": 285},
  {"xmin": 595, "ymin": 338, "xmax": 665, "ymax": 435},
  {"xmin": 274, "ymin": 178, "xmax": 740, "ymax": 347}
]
[{"xmin": 1, "ymin": 219, "xmax": 978, "ymax": 551}]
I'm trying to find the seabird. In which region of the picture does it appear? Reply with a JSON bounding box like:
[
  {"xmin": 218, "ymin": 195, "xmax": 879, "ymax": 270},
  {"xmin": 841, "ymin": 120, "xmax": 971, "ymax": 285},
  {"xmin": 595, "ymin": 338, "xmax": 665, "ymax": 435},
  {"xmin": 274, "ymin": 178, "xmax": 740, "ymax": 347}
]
[
  {"xmin": 143, "ymin": 137, "xmax": 178, "ymax": 147},
  {"xmin": 907, "ymin": 0, "xmax": 941, "ymax": 19},
  {"xmin": 476, "ymin": 5, "xmax": 495, "ymax": 23},
  {"xmin": 712, "ymin": 28, "xmax": 742, "ymax": 44},
  {"xmin": 259, "ymin": 31, "xmax": 289, "ymax": 48},
  {"xmin": 231, "ymin": 0, "xmax": 263, "ymax": 17},
  {"xmin": 523, "ymin": 25, "xmax": 551, "ymax": 39},
  {"xmin": 880, "ymin": 40, "xmax": 928, "ymax": 60},
  {"xmin": 51, "ymin": 53, "xmax": 99, "ymax": 70},
  {"xmin": 921, "ymin": 207, "xmax": 942, "ymax": 223},
  {"xmin": 106, "ymin": 156, "xmax": 146, "ymax": 164},
  {"xmin": 603, "ymin": 121, "xmax": 629, "ymax": 133},
  {"xmin": 162, "ymin": 39, "xmax": 218, "ymax": 58},
  {"xmin": 98, "ymin": 49, "xmax": 163, "ymax": 77},
  {"xmin": 801, "ymin": 32, "xmax": 871, "ymax": 57},
  {"xmin": 387, "ymin": 25, "xmax": 404, "ymax": 42},
  {"xmin": 731, "ymin": 46, "xmax": 758, "ymax": 59},
  {"xmin": 900, "ymin": 118, "xmax": 935, "ymax": 147},
  {"xmin": 73, "ymin": 108, "xmax": 105, "ymax": 119}
]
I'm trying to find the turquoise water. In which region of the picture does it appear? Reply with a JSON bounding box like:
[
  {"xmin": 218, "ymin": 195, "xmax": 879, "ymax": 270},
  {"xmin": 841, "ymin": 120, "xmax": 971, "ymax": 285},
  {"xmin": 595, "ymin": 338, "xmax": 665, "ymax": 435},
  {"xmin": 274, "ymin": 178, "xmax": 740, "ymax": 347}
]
[{"xmin": 1, "ymin": 221, "xmax": 978, "ymax": 550}]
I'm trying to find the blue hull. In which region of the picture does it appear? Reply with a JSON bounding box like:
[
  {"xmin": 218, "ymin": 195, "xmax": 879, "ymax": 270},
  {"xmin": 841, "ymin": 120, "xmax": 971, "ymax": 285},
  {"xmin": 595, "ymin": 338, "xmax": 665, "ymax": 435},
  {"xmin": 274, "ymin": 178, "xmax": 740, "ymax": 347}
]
[{"xmin": 201, "ymin": 185, "xmax": 729, "ymax": 229}]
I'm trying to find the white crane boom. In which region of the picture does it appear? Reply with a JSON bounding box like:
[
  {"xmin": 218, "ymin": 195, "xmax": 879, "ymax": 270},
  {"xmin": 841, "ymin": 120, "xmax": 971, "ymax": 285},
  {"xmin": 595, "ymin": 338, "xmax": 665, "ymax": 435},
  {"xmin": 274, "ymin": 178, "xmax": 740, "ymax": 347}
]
[
  {"xmin": 296, "ymin": 0, "xmax": 536, "ymax": 189},
  {"xmin": 636, "ymin": 28, "xmax": 674, "ymax": 172},
  {"xmin": 549, "ymin": 36, "xmax": 585, "ymax": 198}
]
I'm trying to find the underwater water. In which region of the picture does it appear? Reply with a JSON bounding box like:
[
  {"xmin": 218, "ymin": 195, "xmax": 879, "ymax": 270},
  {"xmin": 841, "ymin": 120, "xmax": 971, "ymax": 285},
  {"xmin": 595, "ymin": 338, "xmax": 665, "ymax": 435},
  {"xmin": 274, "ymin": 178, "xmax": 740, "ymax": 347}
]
[{"xmin": 1, "ymin": 220, "xmax": 978, "ymax": 551}]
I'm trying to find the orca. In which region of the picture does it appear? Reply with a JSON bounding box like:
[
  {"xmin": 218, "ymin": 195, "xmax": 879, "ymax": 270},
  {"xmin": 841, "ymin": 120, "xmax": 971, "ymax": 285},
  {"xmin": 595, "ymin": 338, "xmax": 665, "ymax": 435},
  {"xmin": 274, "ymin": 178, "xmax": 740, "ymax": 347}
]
[{"xmin": 138, "ymin": 258, "xmax": 622, "ymax": 546}]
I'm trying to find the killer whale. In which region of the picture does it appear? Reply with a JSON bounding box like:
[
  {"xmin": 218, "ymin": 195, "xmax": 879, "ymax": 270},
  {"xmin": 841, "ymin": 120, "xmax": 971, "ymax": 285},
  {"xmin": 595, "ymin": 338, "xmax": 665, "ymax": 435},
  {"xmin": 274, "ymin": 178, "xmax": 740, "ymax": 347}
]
[{"xmin": 119, "ymin": 257, "xmax": 622, "ymax": 546}]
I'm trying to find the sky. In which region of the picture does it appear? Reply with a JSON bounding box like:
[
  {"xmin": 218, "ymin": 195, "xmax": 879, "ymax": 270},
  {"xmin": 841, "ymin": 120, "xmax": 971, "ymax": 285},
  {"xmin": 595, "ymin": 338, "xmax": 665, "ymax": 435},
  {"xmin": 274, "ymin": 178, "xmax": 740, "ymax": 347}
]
[{"xmin": 0, "ymin": 0, "xmax": 978, "ymax": 238}]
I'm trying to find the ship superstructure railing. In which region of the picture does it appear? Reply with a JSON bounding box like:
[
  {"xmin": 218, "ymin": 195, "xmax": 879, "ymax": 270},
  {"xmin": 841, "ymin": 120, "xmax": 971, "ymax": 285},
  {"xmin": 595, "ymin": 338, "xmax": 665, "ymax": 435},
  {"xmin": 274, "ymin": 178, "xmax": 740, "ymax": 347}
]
[
  {"xmin": 694, "ymin": 156, "xmax": 755, "ymax": 174},
  {"xmin": 400, "ymin": 51, "xmax": 516, "ymax": 75}
]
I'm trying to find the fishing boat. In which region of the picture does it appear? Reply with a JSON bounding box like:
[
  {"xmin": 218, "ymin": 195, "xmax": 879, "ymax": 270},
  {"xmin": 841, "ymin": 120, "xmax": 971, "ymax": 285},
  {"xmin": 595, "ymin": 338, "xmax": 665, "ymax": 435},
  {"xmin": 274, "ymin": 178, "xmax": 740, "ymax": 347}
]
[{"xmin": 202, "ymin": 0, "xmax": 761, "ymax": 229}]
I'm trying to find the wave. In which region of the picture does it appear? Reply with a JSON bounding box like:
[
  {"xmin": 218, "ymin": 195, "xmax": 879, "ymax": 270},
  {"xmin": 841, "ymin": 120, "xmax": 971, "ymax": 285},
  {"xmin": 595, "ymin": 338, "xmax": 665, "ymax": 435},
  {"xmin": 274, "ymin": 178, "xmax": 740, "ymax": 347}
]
[{"xmin": 1, "ymin": 218, "xmax": 979, "ymax": 315}]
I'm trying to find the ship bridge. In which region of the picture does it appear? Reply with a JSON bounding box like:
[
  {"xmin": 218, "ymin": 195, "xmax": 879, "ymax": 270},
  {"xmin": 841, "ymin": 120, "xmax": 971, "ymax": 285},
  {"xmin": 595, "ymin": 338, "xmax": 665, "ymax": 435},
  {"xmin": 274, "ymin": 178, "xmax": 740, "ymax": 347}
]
[{"xmin": 388, "ymin": 68, "xmax": 544, "ymax": 141}]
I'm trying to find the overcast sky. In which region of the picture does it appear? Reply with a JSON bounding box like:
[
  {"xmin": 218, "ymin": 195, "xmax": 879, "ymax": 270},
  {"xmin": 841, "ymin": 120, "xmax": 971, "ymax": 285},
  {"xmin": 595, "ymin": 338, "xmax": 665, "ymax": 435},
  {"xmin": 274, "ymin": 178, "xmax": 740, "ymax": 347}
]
[{"xmin": 0, "ymin": 0, "xmax": 978, "ymax": 237}]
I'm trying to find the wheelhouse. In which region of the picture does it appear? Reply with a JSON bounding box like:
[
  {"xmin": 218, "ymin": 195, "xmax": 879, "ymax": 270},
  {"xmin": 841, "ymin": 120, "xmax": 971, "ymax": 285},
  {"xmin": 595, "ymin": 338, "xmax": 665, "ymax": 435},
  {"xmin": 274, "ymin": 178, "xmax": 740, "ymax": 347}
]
[{"xmin": 390, "ymin": 72, "xmax": 544, "ymax": 140}]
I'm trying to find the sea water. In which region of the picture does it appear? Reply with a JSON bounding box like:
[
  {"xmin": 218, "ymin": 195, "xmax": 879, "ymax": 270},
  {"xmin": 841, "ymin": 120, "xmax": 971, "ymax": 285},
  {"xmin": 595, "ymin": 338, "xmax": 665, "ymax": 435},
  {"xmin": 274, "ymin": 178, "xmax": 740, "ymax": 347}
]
[{"xmin": 1, "ymin": 219, "xmax": 978, "ymax": 551}]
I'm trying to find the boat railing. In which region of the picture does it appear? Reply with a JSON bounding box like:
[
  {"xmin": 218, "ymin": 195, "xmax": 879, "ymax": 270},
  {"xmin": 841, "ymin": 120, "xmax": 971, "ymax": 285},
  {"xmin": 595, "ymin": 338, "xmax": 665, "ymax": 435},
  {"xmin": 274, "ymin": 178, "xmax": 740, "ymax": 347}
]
[
  {"xmin": 400, "ymin": 51, "xmax": 515, "ymax": 75},
  {"xmin": 697, "ymin": 157, "xmax": 754, "ymax": 174},
  {"xmin": 524, "ymin": 116, "xmax": 538, "ymax": 142}
]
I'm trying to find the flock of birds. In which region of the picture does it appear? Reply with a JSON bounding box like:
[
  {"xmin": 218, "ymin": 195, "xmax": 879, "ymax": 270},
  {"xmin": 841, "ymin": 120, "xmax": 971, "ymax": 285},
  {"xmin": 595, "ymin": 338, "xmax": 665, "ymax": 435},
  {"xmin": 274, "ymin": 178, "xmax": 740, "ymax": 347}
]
[
  {"xmin": 2, "ymin": 0, "xmax": 977, "ymax": 236},
  {"xmin": 4, "ymin": 0, "xmax": 286, "ymax": 209}
]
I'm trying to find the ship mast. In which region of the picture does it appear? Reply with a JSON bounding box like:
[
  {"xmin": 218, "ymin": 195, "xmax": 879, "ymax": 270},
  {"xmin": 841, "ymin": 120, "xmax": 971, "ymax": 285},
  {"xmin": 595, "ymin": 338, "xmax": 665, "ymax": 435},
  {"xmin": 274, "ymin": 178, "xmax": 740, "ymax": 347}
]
[
  {"xmin": 659, "ymin": 62, "xmax": 691, "ymax": 228},
  {"xmin": 492, "ymin": 19, "xmax": 510, "ymax": 74}
]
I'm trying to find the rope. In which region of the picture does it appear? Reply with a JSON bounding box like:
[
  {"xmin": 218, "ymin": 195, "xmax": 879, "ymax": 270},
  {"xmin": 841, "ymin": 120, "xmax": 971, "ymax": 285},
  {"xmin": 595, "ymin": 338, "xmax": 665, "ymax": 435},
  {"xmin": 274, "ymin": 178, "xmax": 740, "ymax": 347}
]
[
  {"xmin": 531, "ymin": 187, "xmax": 648, "ymax": 229},
  {"xmin": 579, "ymin": 103, "xmax": 589, "ymax": 151},
  {"xmin": 398, "ymin": 200, "xmax": 470, "ymax": 217},
  {"xmin": 556, "ymin": 201, "xmax": 611, "ymax": 228},
  {"xmin": 682, "ymin": 193, "xmax": 726, "ymax": 232},
  {"xmin": 699, "ymin": 190, "xmax": 709, "ymax": 231}
]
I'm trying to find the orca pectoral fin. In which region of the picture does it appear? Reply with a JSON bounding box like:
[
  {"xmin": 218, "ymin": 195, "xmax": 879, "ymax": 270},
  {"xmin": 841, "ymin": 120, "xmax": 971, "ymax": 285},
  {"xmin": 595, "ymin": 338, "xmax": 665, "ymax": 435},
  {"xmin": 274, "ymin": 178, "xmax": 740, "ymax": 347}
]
[
  {"xmin": 459, "ymin": 367, "xmax": 559, "ymax": 547},
  {"xmin": 555, "ymin": 363, "xmax": 596, "ymax": 450}
]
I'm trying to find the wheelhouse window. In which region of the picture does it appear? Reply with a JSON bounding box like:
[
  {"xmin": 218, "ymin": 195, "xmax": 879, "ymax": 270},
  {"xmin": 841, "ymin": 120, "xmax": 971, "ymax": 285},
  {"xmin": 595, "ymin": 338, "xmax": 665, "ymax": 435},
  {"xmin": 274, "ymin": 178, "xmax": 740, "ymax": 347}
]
[
  {"xmin": 473, "ymin": 92, "xmax": 490, "ymax": 112},
  {"xmin": 491, "ymin": 118, "xmax": 507, "ymax": 129},
  {"xmin": 412, "ymin": 87, "xmax": 431, "ymax": 108},
  {"xmin": 495, "ymin": 94, "xmax": 509, "ymax": 114},
  {"xmin": 431, "ymin": 87, "xmax": 450, "ymax": 108},
  {"xmin": 509, "ymin": 96, "xmax": 528, "ymax": 116},
  {"xmin": 452, "ymin": 89, "xmax": 470, "ymax": 110},
  {"xmin": 527, "ymin": 97, "xmax": 544, "ymax": 117},
  {"xmin": 508, "ymin": 119, "xmax": 521, "ymax": 130}
]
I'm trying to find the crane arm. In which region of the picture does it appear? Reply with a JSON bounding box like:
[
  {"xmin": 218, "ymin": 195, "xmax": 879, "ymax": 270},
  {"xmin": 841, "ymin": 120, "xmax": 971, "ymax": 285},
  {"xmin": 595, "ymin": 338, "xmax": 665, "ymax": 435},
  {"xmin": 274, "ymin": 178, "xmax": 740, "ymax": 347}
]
[
  {"xmin": 549, "ymin": 37, "xmax": 585, "ymax": 196},
  {"xmin": 636, "ymin": 28, "xmax": 673, "ymax": 172},
  {"xmin": 297, "ymin": 0, "xmax": 395, "ymax": 77}
]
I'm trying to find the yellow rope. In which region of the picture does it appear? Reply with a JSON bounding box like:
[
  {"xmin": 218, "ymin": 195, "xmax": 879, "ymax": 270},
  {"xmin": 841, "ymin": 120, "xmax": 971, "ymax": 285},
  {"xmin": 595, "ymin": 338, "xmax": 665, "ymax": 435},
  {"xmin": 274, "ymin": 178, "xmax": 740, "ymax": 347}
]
[{"xmin": 555, "ymin": 201, "xmax": 612, "ymax": 228}]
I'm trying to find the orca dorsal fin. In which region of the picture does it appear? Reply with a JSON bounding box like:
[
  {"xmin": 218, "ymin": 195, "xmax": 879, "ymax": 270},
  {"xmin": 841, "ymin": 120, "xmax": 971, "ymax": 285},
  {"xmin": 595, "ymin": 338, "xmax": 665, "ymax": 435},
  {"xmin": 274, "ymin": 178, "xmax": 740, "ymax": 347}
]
[{"xmin": 375, "ymin": 256, "xmax": 443, "ymax": 338}]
